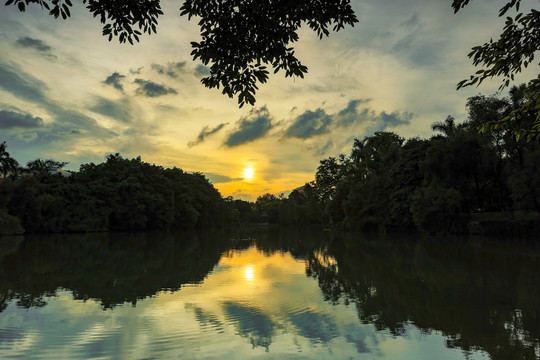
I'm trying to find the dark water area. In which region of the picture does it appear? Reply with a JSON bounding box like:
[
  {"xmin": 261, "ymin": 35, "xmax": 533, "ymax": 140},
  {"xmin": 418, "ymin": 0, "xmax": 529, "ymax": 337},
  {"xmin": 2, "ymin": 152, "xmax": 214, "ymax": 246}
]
[{"xmin": 0, "ymin": 227, "xmax": 538, "ymax": 359}]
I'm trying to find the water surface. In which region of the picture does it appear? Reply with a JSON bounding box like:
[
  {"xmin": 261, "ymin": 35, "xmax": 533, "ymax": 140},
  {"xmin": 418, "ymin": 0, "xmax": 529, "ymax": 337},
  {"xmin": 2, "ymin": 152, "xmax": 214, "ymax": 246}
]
[{"xmin": 0, "ymin": 228, "xmax": 538, "ymax": 359}]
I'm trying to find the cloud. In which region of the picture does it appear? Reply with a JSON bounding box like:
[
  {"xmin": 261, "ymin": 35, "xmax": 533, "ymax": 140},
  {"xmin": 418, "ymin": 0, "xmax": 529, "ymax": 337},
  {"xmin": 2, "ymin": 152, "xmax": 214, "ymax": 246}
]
[
  {"xmin": 103, "ymin": 72, "xmax": 125, "ymax": 91},
  {"xmin": 204, "ymin": 172, "xmax": 242, "ymax": 184},
  {"xmin": 0, "ymin": 110, "xmax": 43, "ymax": 129},
  {"xmin": 129, "ymin": 67, "xmax": 143, "ymax": 75},
  {"xmin": 335, "ymin": 98, "xmax": 372, "ymax": 128},
  {"xmin": 195, "ymin": 64, "xmax": 211, "ymax": 76},
  {"xmin": 223, "ymin": 106, "xmax": 274, "ymax": 147},
  {"xmin": 134, "ymin": 79, "xmax": 177, "ymax": 97},
  {"xmin": 284, "ymin": 108, "xmax": 333, "ymax": 139},
  {"xmin": 151, "ymin": 62, "xmax": 186, "ymax": 78},
  {"xmin": 280, "ymin": 99, "xmax": 414, "ymax": 153},
  {"xmin": 15, "ymin": 37, "xmax": 56, "ymax": 58},
  {"xmin": 401, "ymin": 14, "xmax": 420, "ymax": 27},
  {"xmin": 231, "ymin": 189, "xmax": 254, "ymax": 201},
  {"xmin": 188, "ymin": 123, "xmax": 228, "ymax": 147},
  {"xmin": 284, "ymin": 99, "xmax": 373, "ymax": 140},
  {"xmin": 372, "ymin": 111, "xmax": 414, "ymax": 131},
  {"xmin": 314, "ymin": 140, "xmax": 334, "ymax": 156},
  {"xmin": 0, "ymin": 61, "xmax": 47, "ymax": 103},
  {"xmin": 222, "ymin": 301, "xmax": 275, "ymax": 350},
  {"xmin": 0, "ymin": 61, "xmax": 116, "ymax": 140},
  {"xmin": 89, "ymin": 96, "xmax": 133, "ymax": 123}
]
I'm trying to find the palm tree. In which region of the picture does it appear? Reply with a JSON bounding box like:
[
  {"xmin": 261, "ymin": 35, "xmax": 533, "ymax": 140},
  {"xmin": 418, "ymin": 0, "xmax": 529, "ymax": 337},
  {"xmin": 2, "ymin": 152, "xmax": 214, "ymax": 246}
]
[
  {"xmin": 26, "ymin": 159, "xmax": 68, "ymax": 175},
  {"xmin": 431, "ymin": 116, "xmax": 457, "ymax": 137},
  {"xmin": 0, "ymin": 142, "xmax": 20, "ymax": 178}
]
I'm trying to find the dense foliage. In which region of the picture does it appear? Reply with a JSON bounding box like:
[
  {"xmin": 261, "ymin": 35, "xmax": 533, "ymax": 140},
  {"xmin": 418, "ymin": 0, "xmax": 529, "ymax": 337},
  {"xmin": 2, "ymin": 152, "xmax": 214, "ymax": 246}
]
[
  {"xmin": 305, "ymin": 85, "xmax": 540, "ymax": 233},
  {"xmin": 0, "ymin": 154, "xmax": 227, "ymax": 233},
  {"xmin": 452, "ymin": 0, "xmax": 540, "ymax": 137},
  {"xmin": 241, "ymin": 85, "xmax": 540, "ymax": 234}
]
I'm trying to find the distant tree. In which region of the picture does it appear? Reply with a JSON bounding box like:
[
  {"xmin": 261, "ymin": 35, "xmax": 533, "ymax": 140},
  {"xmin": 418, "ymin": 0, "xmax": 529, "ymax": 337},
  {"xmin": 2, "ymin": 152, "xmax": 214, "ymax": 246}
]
[
  {"xmin": 26, "ymin": 158, "xmax": 68, "ymax": 175},
  {"xmin": 452, "ymin": 0, "xmax": 540, "ymax": 137},
  {"xmin": 431, "ymin": 116, "xmax": 459, "ymax": 138},
  {"xmin": 6, "ymin": 0, "xmax": 358, "ymax": 107},
  {"xmin": 0, "ymin": 142, "xmax": 20, "ymax": 178}
]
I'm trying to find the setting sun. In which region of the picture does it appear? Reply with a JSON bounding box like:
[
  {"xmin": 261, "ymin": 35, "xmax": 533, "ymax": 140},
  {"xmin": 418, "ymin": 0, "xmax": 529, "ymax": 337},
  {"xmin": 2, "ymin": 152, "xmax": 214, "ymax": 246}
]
[{"xmin": 244, "ymin": 167, "xmax": 254, "ymax": 180}]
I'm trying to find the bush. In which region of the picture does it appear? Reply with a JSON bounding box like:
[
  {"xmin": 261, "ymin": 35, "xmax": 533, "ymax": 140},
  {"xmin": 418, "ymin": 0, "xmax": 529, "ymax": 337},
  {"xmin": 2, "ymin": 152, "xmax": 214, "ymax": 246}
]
[{"xmin": 0, "ymin": 209, "xmax": 24, "ymax": 235}]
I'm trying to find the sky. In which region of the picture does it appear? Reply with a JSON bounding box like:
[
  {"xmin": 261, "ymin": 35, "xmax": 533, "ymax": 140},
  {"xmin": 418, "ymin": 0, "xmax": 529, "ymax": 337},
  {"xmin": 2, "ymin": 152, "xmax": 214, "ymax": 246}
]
[{"xmin": 0, "ymin": 0, "xmax": 538, "ymax": 201}]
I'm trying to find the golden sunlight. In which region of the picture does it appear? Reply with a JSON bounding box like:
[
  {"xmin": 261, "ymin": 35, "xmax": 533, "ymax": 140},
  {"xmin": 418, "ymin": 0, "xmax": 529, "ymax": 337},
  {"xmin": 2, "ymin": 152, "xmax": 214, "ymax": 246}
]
[
  {"xmin": 244, "ymin": 265, "xmax": 255, "ymax": 281},
  {"xmin": 243, "ymin": 167, "xmax": 254, "ymax": 180}
]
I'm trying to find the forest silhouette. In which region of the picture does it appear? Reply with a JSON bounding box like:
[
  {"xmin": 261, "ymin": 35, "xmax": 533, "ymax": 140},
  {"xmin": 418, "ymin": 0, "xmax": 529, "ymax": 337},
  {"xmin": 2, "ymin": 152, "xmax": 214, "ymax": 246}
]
[{"xmin": 1, "ymin": 85, "xmax": 539, "ymax": 235}]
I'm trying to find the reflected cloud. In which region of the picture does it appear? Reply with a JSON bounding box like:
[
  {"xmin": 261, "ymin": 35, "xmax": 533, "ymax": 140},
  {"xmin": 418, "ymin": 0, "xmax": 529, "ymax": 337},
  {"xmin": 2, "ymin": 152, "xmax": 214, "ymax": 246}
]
[
  {"xmin": 222, "ymin": 301, "xmax": 275, "ymax": 350},
  {"xmin": 287, "ymin": 309, "xmax": 338, "ymax": 344}
]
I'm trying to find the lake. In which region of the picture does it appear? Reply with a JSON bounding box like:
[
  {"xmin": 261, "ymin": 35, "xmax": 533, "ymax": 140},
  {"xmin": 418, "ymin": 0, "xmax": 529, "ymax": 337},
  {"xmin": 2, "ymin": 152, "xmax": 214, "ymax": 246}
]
[{"xmin": 0, "ymin": 227, "xmax": 539, "ymax": 359}]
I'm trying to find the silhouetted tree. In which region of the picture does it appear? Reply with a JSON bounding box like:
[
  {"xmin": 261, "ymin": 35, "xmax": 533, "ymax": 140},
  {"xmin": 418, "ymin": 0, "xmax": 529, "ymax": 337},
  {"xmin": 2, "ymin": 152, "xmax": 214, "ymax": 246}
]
[
  {"xmin": 6, "ymin": 0, "xmax": 358, "ymax": 107},
  {"xmin": 26, "ymin": 158, "xmax": 68, "ymax": 176},
  {"xmin": 0, "ymin": 141, "xmax": 19, "ymax": 178},
  {"xmin": 453, "ymin": 0, "xmax": 540, "ymax": 137}
]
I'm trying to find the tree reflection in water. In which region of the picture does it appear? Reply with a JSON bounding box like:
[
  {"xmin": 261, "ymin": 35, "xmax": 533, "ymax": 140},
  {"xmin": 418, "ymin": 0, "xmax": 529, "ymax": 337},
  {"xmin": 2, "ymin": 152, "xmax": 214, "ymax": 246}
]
[{"xmin": 0, "ymin": 228, "xmax": 539, "ymax": 359}]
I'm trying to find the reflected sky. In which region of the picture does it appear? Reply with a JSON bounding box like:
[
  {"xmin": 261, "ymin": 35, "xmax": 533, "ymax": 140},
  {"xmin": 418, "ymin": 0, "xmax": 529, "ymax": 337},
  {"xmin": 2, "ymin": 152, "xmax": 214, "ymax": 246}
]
[{"xmin": 0, "ymin": 243, "xmax": 492, "ymax": 359}]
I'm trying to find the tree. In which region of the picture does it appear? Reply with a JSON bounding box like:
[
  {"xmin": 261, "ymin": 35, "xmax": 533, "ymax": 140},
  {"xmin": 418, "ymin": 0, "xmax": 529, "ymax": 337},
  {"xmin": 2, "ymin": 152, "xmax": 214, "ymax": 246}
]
[
  {"xmin": 431, "ymin": 116, "xmax": 459, "ymax": 137},
  {"xmin": 6, "ymin": 0, "xmax": 358, "ymax": 107},
  {"xmin": 0, "ymin": 142, "xmax": 20, "ymax": 178},
  {"xmin": 452, "ymin": 0, "xmax": 540, "ymax": 137},
  {"xmin": 26, "ymin": 158, "xmax": 68, "ymax": 175}
]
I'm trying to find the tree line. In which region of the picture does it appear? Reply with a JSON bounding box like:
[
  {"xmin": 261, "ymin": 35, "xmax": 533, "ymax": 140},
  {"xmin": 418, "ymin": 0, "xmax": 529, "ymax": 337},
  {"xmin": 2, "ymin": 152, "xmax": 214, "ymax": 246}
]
[
  {"xmin": 241, "ymin": 84, "xmax": 540, "ymax": 234},
  {"xmin": 0, "ymin": 153, "xmax": 229, "ymax": 234},
  {"xmin": 1, "ymin": 84, "xmax": 539, "ymax": 235}
]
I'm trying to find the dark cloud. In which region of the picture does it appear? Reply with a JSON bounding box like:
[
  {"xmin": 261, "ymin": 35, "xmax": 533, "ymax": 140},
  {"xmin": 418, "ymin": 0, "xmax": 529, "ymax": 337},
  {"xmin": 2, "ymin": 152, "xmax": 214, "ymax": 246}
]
[
  {"xmin": 195, "ymin": 64, "xmax": 211, "ymax": 76},
  {"xmin": 89, "ymin": 96, "xmax": 133, "ymax": 123},
  {"xmin": 129, "ymin": 67, "xmax": 143, "ymax": 75},
  {"xmin": 0, "ymin": 61, "xmax": 117, "ymax": 140},
  {"xmin": 223, "ymin": 106, "xmax": 273, "ymax": 147},
  {"xmin": 204, "ymin": 172, "xmax": 242, "ymax": 184},
  {"xmin": 15, "ymin": 37, "xmax": 56, "ymax": 58},
  {"xmin": 0, "ymin": 110, "xmax": 43, "ymax": 129},
  {"xmin": 188, "ymin": 122, "xmax": 228, "ymax": 147},
  {"xmin": 374, "ymin": 111, "xmax": 414, "ymax": 129},
  {"xmin": 335, "ymin": 98, "xmax": 372, "ymax": 128},
  {"xmin": 103, "ymin": 72, "xmax": 125, "ymax": 91},
  {"xmin": 281, "ymin": 99, "xmax": 413, "ymax": 147},
  {"xmin": 134, "ymin": 79, "xmax": 177, "ymax": 97},
  {"xmin": 0, "ymin": 61, "xmax": 47, "ymax": 103},
  {"xmin": 151, "ymin": 62, "xmax": 186, "ymax": 78},
  {"xmin": 284, "ymin": 108, "xmax": 332, "ymax": 139}
]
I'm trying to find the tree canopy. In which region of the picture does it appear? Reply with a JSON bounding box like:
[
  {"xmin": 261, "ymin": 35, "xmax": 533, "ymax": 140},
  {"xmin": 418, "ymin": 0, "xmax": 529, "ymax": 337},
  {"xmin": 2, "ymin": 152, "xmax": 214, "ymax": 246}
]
[
  {"xmin": 5, "ymin": 0, "xmax": 357, "ymax": 107},
  {"xmin": 452, "ymin": 0, "xmax": 540, "ymax": 138}
]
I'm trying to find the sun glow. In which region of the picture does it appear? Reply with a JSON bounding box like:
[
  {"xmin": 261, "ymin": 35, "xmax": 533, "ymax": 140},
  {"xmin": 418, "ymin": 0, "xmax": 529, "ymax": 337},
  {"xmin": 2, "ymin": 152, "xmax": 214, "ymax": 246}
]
[
  {"xmin": 244, "ymin": 265, "xmax": 255, "ymax": 281},
  {"xmin": 244, "ymin": 167, "xmax": 254, "ymax": 180}
]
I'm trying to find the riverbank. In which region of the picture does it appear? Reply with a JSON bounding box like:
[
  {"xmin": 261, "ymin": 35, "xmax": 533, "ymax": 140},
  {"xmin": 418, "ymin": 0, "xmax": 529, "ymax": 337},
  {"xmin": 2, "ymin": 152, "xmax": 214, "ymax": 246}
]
[{"xmin": 467, "ymin": 211, "xmax": 540, "ymax": 237}]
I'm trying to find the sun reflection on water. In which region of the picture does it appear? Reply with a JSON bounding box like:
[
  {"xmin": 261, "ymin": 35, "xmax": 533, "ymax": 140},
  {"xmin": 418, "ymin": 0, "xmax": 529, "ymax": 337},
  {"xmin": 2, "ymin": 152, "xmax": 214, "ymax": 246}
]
[{"xmin": 244, "ymin": 265, "xmax": 255, "ymax": 281}]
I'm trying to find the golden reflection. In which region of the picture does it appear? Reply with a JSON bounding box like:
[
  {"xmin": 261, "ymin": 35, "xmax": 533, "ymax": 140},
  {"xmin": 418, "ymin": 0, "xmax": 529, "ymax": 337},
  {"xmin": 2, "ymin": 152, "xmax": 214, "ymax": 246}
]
[{"xmin": 244, "ymin": 265, "xmax": 255, "ymax": 281}]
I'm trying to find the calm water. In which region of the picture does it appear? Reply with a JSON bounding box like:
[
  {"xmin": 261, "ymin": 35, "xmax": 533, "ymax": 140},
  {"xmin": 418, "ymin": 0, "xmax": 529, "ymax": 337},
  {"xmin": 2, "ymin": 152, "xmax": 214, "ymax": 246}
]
[{"xmin": 0, "ymin": 227, "xmax": 539, "ymax": 359}]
